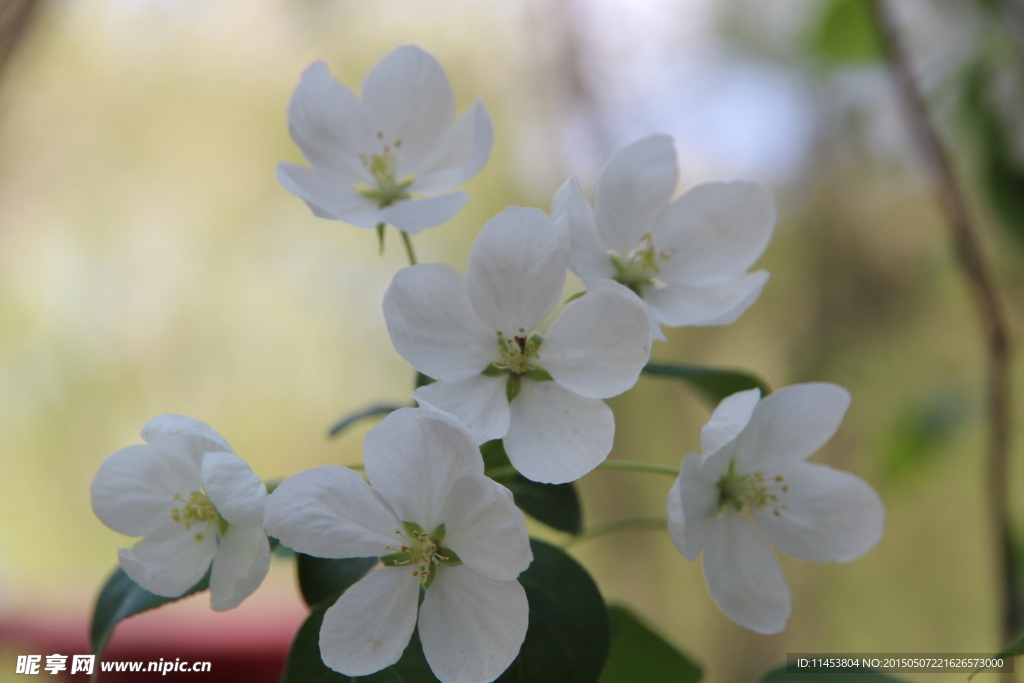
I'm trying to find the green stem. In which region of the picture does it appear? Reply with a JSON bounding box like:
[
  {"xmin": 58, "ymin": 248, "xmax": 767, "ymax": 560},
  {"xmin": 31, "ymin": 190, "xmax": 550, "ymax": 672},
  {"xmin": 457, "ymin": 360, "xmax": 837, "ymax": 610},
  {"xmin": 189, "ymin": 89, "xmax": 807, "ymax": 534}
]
[
  {"xmin": 484, "ymin": 465, "xmax": 519, "ymax": 481},
  {"xmin": 375, "ymin": 222, "xmax": 386, "ymax": 255},
  {"xmin": 563, "ymin": 516, "xmax": 667, "ymax": 547},
  {"xmin": 597, "ymin": 460, "xmax": 679, "ymax": 476},
  {"xmin": 401, "ymin": 230, "xmax": 417, "ymax": 265}
]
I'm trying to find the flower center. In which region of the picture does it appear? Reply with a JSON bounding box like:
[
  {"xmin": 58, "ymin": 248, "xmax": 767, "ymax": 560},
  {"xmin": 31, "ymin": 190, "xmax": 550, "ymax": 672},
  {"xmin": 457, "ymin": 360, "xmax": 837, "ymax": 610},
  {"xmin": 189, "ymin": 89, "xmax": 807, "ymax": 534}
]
[
  {"xmin": 380, "ymin": 522, "xmax": 462, "ymax": 590},
  {"xmin": 715, "ymin": 460, "xmax": 789, "ymax": 517},
  {"xmin": 356, "ymin": 133, "xmax": 414, "ymax": 208},
  {"xmin": 609, "ymin": 233, "xmax": 668, "ymax": 296},
  {"xmin": 170, "ymin": 490, "xmax": 227, "ymax": 542},
  {"xmin": 480, "ymin": 330, "xmax": 554, "ymax": 402}
]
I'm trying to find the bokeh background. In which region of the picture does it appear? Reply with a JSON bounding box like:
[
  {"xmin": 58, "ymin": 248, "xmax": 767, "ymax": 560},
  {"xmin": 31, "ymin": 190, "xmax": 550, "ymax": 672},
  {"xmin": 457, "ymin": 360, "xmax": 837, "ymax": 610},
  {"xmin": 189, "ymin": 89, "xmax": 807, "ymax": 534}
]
[{"xmin": 1, "ymin": 0, "xmax": 1023, "ymax": 681}]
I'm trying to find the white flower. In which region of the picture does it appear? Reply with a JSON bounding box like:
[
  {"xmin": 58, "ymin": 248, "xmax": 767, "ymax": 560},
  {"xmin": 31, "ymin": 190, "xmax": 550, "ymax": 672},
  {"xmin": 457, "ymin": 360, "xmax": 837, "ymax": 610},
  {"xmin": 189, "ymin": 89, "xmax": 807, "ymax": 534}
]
[
  {"xmin": 263, "ymin": 408, "xmax": 530, "ymax": 683},
  {"xmin": 278, "ymin": 45, "xmax": 493, "ymax": 234},
  {"xmin": 90, "ymin": 415, "xmax": 270, "ymax": 611},
  {"xmin": 382, "ymin": 206, "xmax": 651, "ymax": 484},
  {"xmin": 667, "ymin": 384, "xmax": 884, "ymax": 634},
  {"xmin": 552, "ymin": 133, "xmax": 777, "ymax": 341}
]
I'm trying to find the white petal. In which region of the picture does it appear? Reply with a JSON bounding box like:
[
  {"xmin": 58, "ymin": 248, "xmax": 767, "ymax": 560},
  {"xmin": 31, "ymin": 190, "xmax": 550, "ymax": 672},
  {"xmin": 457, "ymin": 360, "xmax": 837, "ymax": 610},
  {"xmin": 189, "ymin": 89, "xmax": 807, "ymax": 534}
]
[
  {"xmin": 675, "ymin": 452, "xmax": 730, "ymax": 561},
  {"xmin": 200, "ymin": 452, "xmax": 266, "ymax": 527},
  {"xmin": 118, "ymin": 520, "xmax": 217, "ymax": 598},
  {"xmin": 361, "ymin": 45, "xmax": 455, "ymax": 175},
  {"xmin": 413, "ymin": 375, "xmax": 511, "ymax": 445},
  {"xmin": 320, "ymin": 567, "xmax": 420, "ymax": 677},
  {"xmin": 263, "ymin": 466, "xmax": 400, "ymax": 558},
  {"xmin": 504, "ymin": 380, "xmax": 613, "ymax": 484},
  {"xmin": 413, "ymin": 100, "xmax": 493, "ymax": 194},
  {"xmin": 91, "ymin": 445, "xmax": 195, "ymax": 537},
  {"xmin": 542, "ymin": 288, "xmax": 651, "ymax": 399},
  {"xmin": 655, "ymin": 180, "xmax": 776, "ymax": 283},
  {"xmin": 754, "ymin": 463, "xmax": 884, "ymax": 563},
  {"xmin": 583, "ymin": 277, "xmax": 665, "ymax": 341},
  {"xmin": 209, "ymin": 524, "xmax": 270, "ymax": 611},
  {"xmin": 441, "ymin": 475, "xmax": 532, "ymax": 581},
  {"xmin": 141, "ymin": 414, "xmax": 232, "ymax": 471},
  {"xmin": 286, "ymin": 61, "xmax": 372, "ymax": 183},
  {"xmin": 552, "ymin": 177, "xmax": 615, "ymax": 281},
  {"xmin": 700, "ymin": 388, "xmax": 761, "ymax": 458},
  {"xmin": 383, "ymin": 263, "xmax": 498, "ymax": 382},
  {"xmin": 702, "ymin": 512, "xmax": 790, "ymax": 634},
  {"xmin": 593, "ymin": 134, "xmax": 678, "ymax": 255},
  {"xmin": 735, "ymin": 383, "xmax": 851, "ymax": 472},
  {"xmin": 277, "ymin": 162, "xmax": 380, "ymax": 227},
  {"xmin": 643, "ymin": 271, "xmax": 769, "ymax": 328},
  {"xmin": 380, "ymin": 192, "xmax": 468, "ymax": 234},
  {"xmin": 419, "ymin": 566, "xmax": 529, "ymax": 683},
  {"xmin": 363, "ymin": 408, "xmax": 484, "ymax": 530},
  {"xmin": 466, "ymin": 207, "xmax": 567, "ymax": 334}
]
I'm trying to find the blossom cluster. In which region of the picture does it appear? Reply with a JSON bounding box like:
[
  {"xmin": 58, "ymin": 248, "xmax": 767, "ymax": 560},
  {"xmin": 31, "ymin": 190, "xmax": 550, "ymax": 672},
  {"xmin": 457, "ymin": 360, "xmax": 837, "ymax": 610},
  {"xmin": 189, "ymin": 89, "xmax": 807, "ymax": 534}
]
[{"xmin": 89, "ymin": 44, "xmax": 885, "ymax": 682}]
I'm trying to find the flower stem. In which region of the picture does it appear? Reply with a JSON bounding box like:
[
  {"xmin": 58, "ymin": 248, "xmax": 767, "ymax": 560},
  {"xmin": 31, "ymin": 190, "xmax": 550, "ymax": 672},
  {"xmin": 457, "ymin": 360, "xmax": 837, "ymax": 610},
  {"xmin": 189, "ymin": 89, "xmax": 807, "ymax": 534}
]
[
  {"xmin": 597, "ymin": 460, "xmax": 679, "ymax": 476},
  {"xmin": 401, "ymin": 231, "xmax": 418, "ymax": 266},
  {"xmin": 376, "ymin": 223, "xmax": 386, "ymax": 255},
  {"xmin": 563, "ymin": 516, "xmax": 667, "ymax": 547}
]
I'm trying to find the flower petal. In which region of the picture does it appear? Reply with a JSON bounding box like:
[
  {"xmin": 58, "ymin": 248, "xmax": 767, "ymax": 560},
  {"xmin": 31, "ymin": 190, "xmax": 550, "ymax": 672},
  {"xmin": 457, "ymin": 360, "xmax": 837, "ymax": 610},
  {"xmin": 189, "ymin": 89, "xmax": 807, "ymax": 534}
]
[
  {"xmin": 552, "ymin": 177, "xmax": 615, "ymax": 281},
  {"xmin": 209, "ymin": 524, "xmax": 270, "ymax": 611},
  {"xmin": 286, "ymin": 61, "xmax": 372, "ymax": 184},
  {"xmin": 735, "ymin": 383, "xmax": 851, "ymax": 472},
  {"xmin": 754, "ymin": 462, "xmax": 884, "ymax": 563},
  {"xmin": 466, "ymin": 207, "xmax": 567, "ymax": 334},
  {"xmin": 542, "ymin": 288, "xmax": 651, "ymax": 399},
  {"xmin": 118, "ymin": 520, "xmax": 217, "ymax": 598},
  {"xmin": 413, "ymin": 375, "xmax": 511, "ymax": 445},
  {"xmin": 655, "ymin": 179, "xmax": 776, "ymax": 284},
  {"xmin": 141, "ymin": 414, "xmax": 232, "ymax": 472},
  {"xmin": 363, "ymin": 408, "xmax": 484, "ymax": 531},
  {"xmin": 700, "ymin": 388, "xmax": 761, "ymax": 458},
  {"xmin": 200, "ymin": 452, "xmax": 266, "ymax": 527},
  {"xmin": 263, "ymin": 465, "xmax": 400, "ymax": 558},
  {"xmin": 441, "ymin": 475, "xmax": 532, "ymax": 581},
  {"xmin": 277, "ymin": 162, "xmax": 380, "ymax": 227},
  {"xmin": 383, "ymin": 263, "xmax": 498, "ymax": 382},
  {"xmin": 380, "ymin": 192, "xmax": 469, "ymax": 234},
  {"xmin": 320, "ymin": 567, "xmax": 420, "ymax": 677},
  {"xmin": 642, "ymin": 271, "xmax": 769, "ymax": 328},
  {"xmin": 413, "ymin": 100, "xmax": 493, "ymax": 195},
  {"xmin": 419, "ymin": 565, "xmax": 529, "ymax": 683},
  {"xmin": 361, "ymin": 45, "xmax": 455, "ymax": 175},
  {"xmin": 583, "ymin": 277, "xmax": 665, "ymax": 341},
  {"xmin": 504, "ymin": 380, "xmax": 613, "ymax": 484},
  {"xmin": 672, "ymin": 451, "xmax": 730, "ymax": 561},
  {"xmin": 91, "ymin": 444, "xmax": 195, "ymax": 537},
  {"xmin": 593, "ymin": 134, "xmax": 678, "ymax": 256},
  {"xmin": 702, "ymin": 512, "xmax": 790, "ymax": 634}
]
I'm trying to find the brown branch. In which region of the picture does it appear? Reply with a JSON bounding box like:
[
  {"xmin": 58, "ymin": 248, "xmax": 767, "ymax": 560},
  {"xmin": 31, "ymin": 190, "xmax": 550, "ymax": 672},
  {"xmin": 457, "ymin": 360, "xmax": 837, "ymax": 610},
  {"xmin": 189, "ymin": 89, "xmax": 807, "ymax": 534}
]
[
  {"xmin": 0, "ymin": 0, "xmax": 41, "ymax": 86},
  {"xmin": 869, "ymin": 0, "xmax": 1017, "ymax": 647}
]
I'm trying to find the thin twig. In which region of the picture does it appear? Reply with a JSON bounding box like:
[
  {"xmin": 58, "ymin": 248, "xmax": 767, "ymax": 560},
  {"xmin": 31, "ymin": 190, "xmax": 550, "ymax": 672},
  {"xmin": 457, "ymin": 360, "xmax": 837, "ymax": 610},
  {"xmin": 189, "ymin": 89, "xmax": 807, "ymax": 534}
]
[
  {"xmin": 869, "ymin": 0, "xmax": 1017, "ymax": 646},
  {"xmin": 562, "ymin": 516, "xmax": 667, "ymax": 548}
]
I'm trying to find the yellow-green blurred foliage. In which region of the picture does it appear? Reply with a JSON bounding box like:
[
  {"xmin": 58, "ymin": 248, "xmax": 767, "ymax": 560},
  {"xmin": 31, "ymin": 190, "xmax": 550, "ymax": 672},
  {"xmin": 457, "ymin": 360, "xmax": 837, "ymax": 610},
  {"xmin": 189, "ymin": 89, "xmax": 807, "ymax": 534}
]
[{"xmin": 1, "ymin": 2, "xmax": 1023, "ymax": 682}]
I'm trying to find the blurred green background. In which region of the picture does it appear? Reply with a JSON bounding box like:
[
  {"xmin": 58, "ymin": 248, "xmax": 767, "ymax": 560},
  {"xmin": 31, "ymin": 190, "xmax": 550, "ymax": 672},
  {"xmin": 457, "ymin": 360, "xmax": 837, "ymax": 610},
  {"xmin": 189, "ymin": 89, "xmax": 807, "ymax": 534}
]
[{"xmin": 1, "ymin": 1, "xmax": 1023, "ymax": 681}]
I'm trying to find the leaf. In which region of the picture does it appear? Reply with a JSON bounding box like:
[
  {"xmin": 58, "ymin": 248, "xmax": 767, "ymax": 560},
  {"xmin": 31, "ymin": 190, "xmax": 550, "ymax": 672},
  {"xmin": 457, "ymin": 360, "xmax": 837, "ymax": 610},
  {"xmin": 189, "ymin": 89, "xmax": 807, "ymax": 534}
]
[
  {"xmin": 878, "ymin": 391, "xmax": 969, "ymax": 483},
  {"xmin": 296, "ymin": 554, "xmax": 377, "ymax": 608},
  {"xmin": 969, "ymin": 634, "xmax": 1024, "ymax": 679},
  {"xmin": 599, "ymin": 605, "xmax": 701, "ymax": 683},
  {"xmin": 90, "ymin": 566, "xmax": 209, "ymax": 656},
  {"xmin": 759, "ymin": 664, "xmax": 908, "ymax": 682},
  {"xmin": 641, "ymin": 362, "xmax": 770, "ymax": 406},
  {"xmin": 808, "ymin": 0, "xmax": 883, "ymax": 64},
  {"xmin": 327, "ymin": 403, "xmax": 405, "ymax": 438}
]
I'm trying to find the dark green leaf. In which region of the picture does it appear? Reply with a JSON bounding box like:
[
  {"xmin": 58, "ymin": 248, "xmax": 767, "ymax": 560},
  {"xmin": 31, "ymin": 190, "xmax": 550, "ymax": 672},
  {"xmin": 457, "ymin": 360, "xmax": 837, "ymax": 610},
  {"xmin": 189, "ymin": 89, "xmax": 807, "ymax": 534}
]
[
  {"xmin": 759, "ymin": 664, "xmax": 908, "ymax": 682},
  {"xmin": 91, "ymin": 567, "xmax": 209, "ymax": 656},
  {"xmin": 481, "ymin": 439, "xmax": 512, "ymax": 472},
  {"xmin": 481, "ymin": 440, "xmax": 583, "ymax": 534},
  {"xmin": 296, "ymin": 554, "xmax": 377, "ymax": 608},
  {"xmin": 808, "ymin": 0, "xmax": 883, "ymax": 64},
  {"xmin": 416, "ymin": 372, "xmax": 435, "ymax": 388},
  {"xmin": 641, "ymin": 362, "xmax": 770, "ymax": 405},
  {"xmin": 496, "ymin": 539, "xmax": 609, "ymax": 682},
  {"xmin": 328, "ymin": 404, "xmax": 405, "ymax": 438},
  {"xmin": 969, "ymin": 634, "xmax": 1024, "ymax": 679},
  {"xmin": 599, "ymin": 605, "xmax": 701, "ymax": 683}
]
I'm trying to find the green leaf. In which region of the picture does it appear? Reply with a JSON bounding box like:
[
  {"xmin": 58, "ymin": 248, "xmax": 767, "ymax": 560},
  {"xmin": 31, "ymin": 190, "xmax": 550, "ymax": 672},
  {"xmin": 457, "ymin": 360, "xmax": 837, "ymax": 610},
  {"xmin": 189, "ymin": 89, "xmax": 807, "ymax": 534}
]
[
  {"xmin": 496, "ymin": 539, "xmax": 610, "ymax": 682},
  {"xmin": 416, "ymin": 372, "xmax": 435, "ymax": 388},
  {"xmin": 808, "ymin": 0, "xmax": 883, "ymax": 64},
  {"xmin": 641, "ymin": 362, "xmax": 770, "ymax": 406},
  {"xmin": 878, "ymin": 391, "xmax": 969, "ymax": 483},
  {"xmin": 296, "ymin": 554, "xmax": 377, "ymax": 608},
  {"xmin": 759, "ymin": 664, "xmax": 908, "ymax": 682},
  {"xmin": 599, "ymin": 605, "xmax": 701, "ymax": 683},
  {"xmin": 328, "ymin": 403, "xmax": 405, "ymax": 438},
  {"xmin": 90, "ymin": 567, "xmax": 209, "ymax": 656},
  {"xmin": 969, "ymin": 634, "xmax": 1024, "ymax": 679}
]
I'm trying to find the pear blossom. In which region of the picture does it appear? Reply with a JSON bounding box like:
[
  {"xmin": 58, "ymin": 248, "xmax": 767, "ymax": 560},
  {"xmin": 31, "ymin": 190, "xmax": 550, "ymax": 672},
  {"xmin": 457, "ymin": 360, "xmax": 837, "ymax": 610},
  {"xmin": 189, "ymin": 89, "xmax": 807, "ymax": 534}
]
[
  {"xmin": 667, "ymin": 384, "xmax": 884, "ymax": 634},
  {"xmin": 552, "ymin": 133, "xmax": 777, "ymax": 341},
  {"xmin": 382, "ymin": 206, "xmax": 651, "ymax": 484},
  {"xmin": 278, "ymin": 45, "xmax": 493, "ymax": 234},
  {"xmin": 90, "ymin": 415, "xmax": 270, "ymax": 611},
  {"xmin": 263, "ymin": 408, "xmax": 530, "ymax": 683}
]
